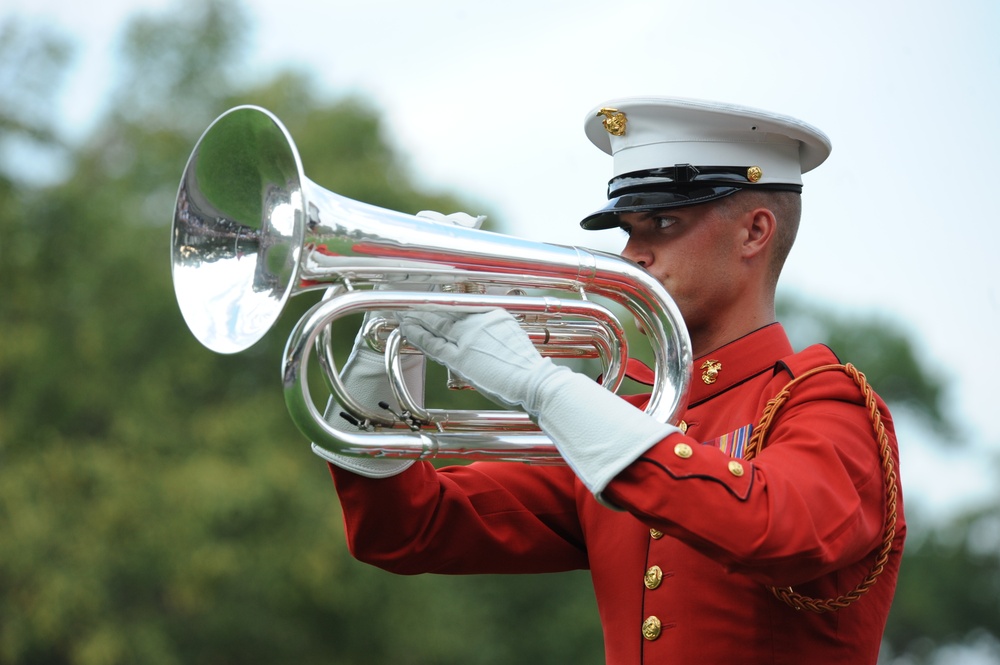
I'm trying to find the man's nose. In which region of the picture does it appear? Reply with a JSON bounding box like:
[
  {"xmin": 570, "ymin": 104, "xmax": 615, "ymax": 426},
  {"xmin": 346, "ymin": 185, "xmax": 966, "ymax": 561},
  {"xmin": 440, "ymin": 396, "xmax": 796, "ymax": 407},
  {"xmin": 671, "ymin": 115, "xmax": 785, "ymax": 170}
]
[{"xmin": 621, "ymin": 238, "xmax": 650, "ymax": 268}]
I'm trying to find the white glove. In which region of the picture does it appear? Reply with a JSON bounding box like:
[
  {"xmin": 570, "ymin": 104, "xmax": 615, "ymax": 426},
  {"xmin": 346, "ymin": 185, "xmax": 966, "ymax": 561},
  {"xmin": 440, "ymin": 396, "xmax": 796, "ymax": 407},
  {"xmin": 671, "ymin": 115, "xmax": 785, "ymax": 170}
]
[
  {"xmin": 317, "ymin": 323, "xmax": 421, "ymax": 478},
  {"xmin": 400, "ymin": 309, "xmax": 680, "ymax": 498},
  {"xmin": 316, "ymin": 210, "xmax": 485, "ymax": 478}
]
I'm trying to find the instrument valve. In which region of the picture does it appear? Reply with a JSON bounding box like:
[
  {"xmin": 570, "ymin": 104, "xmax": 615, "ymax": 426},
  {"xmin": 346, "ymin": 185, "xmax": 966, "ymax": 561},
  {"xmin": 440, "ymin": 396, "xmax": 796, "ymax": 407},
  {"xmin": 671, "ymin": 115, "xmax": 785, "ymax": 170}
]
[
  {"xmin": 338, "ymin": 411, "xmax": 373, "ymax": 431},
  {"xmin": 378, "ymin": 401, "xmax": 422, "ymax": 432}
]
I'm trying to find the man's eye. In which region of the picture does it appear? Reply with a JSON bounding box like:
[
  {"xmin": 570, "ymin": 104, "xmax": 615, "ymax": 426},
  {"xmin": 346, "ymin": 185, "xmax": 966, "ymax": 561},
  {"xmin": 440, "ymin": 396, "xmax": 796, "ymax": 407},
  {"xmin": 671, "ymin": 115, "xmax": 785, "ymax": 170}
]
[{"xmin": 652, "ymin": 216, "xmax": 677, "ymax": 230}]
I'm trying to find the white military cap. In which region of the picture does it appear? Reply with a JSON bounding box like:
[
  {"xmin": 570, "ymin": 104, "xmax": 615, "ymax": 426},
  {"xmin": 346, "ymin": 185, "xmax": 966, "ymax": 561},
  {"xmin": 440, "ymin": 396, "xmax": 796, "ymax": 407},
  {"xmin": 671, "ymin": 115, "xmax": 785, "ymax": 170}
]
[{"xmin": 580, "ymin": 97, "xmax": 832, "ymax": 229}]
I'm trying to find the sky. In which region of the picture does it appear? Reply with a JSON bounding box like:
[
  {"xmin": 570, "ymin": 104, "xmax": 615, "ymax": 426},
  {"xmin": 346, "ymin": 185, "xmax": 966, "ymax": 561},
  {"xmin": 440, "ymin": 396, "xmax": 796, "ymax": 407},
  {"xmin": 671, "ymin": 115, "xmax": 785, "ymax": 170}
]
[{"xmin": 6, "ymin": 0, "xmax": 1000, "ymax": 524}]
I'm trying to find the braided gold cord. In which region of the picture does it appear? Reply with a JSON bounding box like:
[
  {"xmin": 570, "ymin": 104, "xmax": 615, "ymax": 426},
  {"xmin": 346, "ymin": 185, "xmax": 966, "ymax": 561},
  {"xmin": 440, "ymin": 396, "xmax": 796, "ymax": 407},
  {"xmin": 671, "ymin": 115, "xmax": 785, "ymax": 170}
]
[{"xmin": 742, "ymin": 363, "xmax": 898, "ymax": 613}]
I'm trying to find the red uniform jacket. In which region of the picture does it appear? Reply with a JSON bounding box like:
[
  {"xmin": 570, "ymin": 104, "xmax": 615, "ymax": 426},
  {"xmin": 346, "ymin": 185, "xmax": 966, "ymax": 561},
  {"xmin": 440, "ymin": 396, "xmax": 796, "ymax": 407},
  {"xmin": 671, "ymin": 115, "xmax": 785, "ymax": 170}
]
[{"xmin": 330, "ymin": 323, "xmax": 906, "ymax": 664}]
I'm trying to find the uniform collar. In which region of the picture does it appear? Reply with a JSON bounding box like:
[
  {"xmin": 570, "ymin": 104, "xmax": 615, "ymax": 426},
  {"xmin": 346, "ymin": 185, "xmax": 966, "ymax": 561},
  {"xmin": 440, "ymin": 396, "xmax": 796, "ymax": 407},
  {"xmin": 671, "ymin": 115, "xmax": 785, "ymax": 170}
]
[{"xmin": 686, "ymin": 323, "xmax": 793, "ymax": 407}]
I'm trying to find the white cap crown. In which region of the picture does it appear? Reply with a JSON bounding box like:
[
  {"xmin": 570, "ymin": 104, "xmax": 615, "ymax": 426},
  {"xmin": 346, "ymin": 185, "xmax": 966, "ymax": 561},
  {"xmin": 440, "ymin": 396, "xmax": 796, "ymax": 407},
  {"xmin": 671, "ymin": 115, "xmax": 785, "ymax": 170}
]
[{"xmin": 580, "ymin": 97, "xmax": 832, "ymax": 229}]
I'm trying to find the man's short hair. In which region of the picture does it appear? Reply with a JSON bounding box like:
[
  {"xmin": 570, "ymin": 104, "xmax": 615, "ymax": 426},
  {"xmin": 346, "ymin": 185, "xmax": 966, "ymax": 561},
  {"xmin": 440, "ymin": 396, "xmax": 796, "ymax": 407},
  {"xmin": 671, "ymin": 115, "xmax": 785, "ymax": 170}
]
[{"xmin": 718, "ymin": 190, "xmax": 802, "ymax": 284}]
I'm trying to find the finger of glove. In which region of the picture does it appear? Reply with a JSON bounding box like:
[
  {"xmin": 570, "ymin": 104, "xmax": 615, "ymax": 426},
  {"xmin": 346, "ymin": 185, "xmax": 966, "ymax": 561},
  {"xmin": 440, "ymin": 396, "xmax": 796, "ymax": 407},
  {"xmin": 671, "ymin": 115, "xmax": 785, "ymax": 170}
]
[
  {"xmin": 398, "ymin": 309, "xmax": 489, "ymax": 362},
  {"xmin": 401, "ymin": 310, "xmax": 537, "ymax": 406},
  {"xmin": 436, "ymin": 309, "xmax": 537, "ymax": 362},
  {"xmin": 400, "ymin": 309, "xmax": 465, "ymax": 339},
  {"xmin": 399, "ymin": 313, "xmax": 462, "ymax": 365},
  {"xmin": 475, "ymin": 316, "xmax": 544, "ymax": 368},
  {"xmin": 403, "ymin": 309, "xmax": 539, "ymax": 371}
]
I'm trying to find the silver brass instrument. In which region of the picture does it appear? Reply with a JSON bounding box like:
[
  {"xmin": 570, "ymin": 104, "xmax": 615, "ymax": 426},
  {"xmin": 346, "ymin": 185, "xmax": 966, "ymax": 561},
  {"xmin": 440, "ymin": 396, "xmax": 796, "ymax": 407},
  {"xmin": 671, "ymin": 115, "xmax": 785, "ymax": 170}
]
[{"xmin": 171, "ymin": 105, "xmax": 692, "ymax": 463}]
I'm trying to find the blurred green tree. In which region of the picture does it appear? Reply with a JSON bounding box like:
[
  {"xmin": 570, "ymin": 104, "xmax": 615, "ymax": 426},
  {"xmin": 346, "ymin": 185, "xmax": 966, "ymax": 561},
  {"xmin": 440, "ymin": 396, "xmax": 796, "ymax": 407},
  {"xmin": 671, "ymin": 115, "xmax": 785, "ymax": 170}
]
[
  {"xmin": 0, "ymin": 1, "xmax": 995, "ymax": 664},
  {"xmin": 778, "ymin": 297, "xmax": 949, "ymax": 436},
  {"xmin": 883, "ymin": 500, "xmax": 1000, "ymax": 662},
  {"xmin": 0, "ymin": 3, "xmax": 599, "ymax": 664}
]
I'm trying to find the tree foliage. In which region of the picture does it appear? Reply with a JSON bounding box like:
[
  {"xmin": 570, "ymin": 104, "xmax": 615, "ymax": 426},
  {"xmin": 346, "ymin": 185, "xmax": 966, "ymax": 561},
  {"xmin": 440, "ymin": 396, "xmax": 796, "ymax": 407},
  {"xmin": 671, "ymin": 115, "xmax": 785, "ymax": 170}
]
[
  {"xmin": 0, "ymin": 1, "xmax": 994, "ymax": 663},
  {"xmin": 778, "ymin": 297, "xmax": 949, "ymax": 435},
  {"xmin": 885, "ymin": 502, "xmax": 1000, "ymax": 659}
]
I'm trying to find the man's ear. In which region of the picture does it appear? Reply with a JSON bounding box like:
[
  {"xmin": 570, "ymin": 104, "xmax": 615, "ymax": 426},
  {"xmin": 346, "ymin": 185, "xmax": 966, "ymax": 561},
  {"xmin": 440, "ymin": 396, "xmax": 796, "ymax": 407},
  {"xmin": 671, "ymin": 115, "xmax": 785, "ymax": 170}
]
[{"xmin": 741, "ymin": 207, "xmax": 776, "ymax": 259}]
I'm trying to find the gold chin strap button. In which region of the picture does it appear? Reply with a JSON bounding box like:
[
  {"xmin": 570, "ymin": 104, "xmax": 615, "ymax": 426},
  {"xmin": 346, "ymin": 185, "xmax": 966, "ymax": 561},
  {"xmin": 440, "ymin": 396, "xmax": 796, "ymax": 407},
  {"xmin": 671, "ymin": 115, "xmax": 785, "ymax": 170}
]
[
  {"xmin": 747, "ymin": 165, "xmax": 763, "ymax": 182},
  {"xmin": 644, "ymin": 565, "xmax": 664, "ymax": 590},
  {"xmin": 728, "ymin": 460, "xmax": 745, "ymax": 477},
  {"xmin": 649, "ymin": 528, "xmax": 664, "ymax": 540},
  {"xmin": 642, "ymin": 615, "xmax": 662, "ymax": 641},
  {"xmin": 673, "ymin": 443, "xmax": 693, "ymax": 459}
]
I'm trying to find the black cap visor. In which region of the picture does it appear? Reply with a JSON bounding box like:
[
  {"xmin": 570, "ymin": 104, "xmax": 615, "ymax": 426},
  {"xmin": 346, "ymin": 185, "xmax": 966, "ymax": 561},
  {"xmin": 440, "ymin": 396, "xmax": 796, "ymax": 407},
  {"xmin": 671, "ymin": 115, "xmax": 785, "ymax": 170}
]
[
  {"xmin": 579, "ymin": 164, "xmax": 803, "ymax": 230},
  {"xmin": 580, "ymin": 186, "xmax": 743, "ymax": 230}
]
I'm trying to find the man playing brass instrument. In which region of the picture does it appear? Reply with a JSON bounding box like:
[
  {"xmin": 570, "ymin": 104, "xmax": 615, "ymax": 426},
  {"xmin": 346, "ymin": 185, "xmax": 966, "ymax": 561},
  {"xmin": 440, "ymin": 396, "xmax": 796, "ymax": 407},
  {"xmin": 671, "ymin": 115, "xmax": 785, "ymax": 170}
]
[{"xmin": 322, "ymin": 98, "xmax": 906, "ymax": 663}]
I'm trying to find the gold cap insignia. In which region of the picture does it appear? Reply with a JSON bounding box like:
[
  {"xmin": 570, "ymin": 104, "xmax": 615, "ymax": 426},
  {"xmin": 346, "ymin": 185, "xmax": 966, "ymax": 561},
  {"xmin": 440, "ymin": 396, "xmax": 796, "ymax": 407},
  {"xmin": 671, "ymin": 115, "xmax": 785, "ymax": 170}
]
[
  {"xmin": 597, "ymin": 107, "xmax": 627, "ymax": 136},
  {"xmin": 700, "ymin": 359, "xmax": 722, "ymax": 385},
  {"xmin": 747, "ymin": 166, "xmax": 763, "ymax": 182}
]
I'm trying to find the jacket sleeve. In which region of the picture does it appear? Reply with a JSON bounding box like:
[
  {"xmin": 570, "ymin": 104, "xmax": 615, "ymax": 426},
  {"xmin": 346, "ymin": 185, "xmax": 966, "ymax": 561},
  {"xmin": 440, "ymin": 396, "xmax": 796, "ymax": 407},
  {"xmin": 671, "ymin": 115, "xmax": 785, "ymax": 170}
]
[
  {"xmin": 603, "ymin": 365, "xmax": 899, "ymax": 587},
  {"xmin": 330, "ymin": 459, "xmax": 589, "ymax": 575}
]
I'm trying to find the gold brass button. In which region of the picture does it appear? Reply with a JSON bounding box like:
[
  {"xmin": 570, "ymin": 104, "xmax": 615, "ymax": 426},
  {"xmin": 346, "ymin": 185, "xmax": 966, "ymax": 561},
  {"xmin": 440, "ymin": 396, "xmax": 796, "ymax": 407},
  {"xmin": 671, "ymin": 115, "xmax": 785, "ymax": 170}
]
[
  {"xmin": 644, "ymin": 565, "xmax": 663, "ymax": 590},
  {"xmin": 747, "ymin": 165, "xmax": 763, "ymax": 182},
  {"xmin": 674, "ymin": 443, "xmax": 693, "ymax": 459},
  {"xmin": 642, "ymin": 615, "xmax": 662, "ymax": 641},
  {"xmin": 728, "ymin": 460, "xmax": 745, "ymax": 477},
  {"xmin": 678, "ymin": 420, "xmax": 688, "ymax": 433},
  {"xmin": 649, "ymin": 528, "xmax": 664, "ymax": 540}
]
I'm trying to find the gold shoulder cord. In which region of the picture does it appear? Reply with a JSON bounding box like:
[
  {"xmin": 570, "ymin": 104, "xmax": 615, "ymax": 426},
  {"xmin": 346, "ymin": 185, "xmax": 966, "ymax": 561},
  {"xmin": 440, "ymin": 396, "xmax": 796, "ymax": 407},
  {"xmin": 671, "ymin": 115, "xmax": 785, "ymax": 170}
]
[{"xmin": 742, "ymin": 363, "xmax": 899, "ymax": 613}]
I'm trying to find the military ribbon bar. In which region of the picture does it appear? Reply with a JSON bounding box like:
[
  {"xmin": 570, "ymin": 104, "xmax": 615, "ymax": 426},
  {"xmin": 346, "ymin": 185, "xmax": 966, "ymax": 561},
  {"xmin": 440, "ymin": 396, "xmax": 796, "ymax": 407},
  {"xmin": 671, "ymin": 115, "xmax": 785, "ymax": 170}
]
[{"xmin": 702, "ymin": 424, "xmax": 753, "ymax": 459}]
